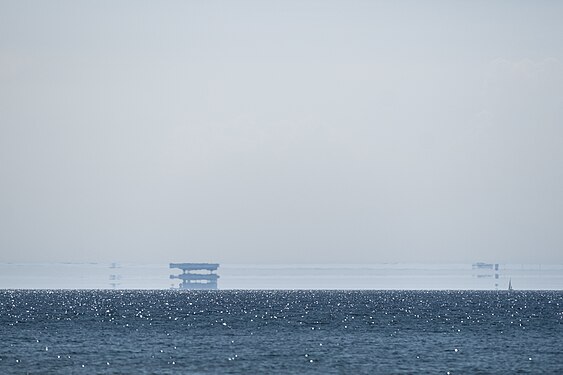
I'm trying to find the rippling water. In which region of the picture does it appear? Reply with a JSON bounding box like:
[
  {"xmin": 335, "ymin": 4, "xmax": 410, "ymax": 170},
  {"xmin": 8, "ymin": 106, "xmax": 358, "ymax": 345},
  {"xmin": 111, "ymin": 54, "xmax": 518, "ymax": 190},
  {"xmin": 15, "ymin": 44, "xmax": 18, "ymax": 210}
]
[{"xmin": 1, "ymin": 290, "xmax": 562, "ymax": 374}]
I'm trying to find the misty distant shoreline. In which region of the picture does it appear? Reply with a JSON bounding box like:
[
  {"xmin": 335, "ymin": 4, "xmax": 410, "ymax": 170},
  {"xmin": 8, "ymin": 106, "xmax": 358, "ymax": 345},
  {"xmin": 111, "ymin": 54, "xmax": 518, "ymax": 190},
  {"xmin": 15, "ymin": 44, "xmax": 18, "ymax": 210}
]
[{"xmin": 2, "ymin": 262, "xmax": 562, "ymax": 290}]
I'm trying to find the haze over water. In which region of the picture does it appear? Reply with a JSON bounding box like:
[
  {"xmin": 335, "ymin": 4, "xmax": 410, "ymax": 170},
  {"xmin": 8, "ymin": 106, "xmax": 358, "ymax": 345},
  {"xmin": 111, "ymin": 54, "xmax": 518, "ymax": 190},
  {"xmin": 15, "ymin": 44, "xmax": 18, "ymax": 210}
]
[
  {"xmin": 2, "ymin": 0, "xmax": 563, "ymax": 266},
  {"xmin": 1, "ymin": 262, "xmax": 563, "ymax": 290}
]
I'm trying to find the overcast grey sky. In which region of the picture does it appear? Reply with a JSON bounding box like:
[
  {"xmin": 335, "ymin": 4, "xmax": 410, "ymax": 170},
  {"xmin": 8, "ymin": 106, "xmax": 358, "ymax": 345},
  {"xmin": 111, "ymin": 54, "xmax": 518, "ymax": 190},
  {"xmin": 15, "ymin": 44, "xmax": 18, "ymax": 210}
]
[{"xmin": 1, "ymin": 0, "xmax": 562, "ymax": 264}]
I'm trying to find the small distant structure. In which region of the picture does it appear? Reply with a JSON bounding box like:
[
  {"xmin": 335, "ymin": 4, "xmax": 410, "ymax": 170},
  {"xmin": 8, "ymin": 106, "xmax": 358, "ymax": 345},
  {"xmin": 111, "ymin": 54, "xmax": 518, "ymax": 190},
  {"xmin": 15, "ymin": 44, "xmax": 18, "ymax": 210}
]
[
  {"xmin": 472, "ymin": 262, "xmax": 495, "ymax": 270},
  {"xmin": 109, "ymin": 262, "xmax": 122, "ymax": 289},
  {"xmin": 472, "ymin": 262, "xmax": 501, "ymax": 289},
  {"xmin": 169, "ymin": 263, "xmax": 220, "ymax": 290},
  {"xmin": 472, "ymin": 262, "xmax": 498, "ymax": 278}
]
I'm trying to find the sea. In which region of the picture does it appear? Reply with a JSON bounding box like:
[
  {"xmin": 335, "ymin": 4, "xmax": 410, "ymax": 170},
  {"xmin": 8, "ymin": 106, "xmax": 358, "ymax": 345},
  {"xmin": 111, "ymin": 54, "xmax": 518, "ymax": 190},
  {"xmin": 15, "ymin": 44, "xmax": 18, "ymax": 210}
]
[{"xmin": 1, "ymin": 290, "xmax": 562, "ymax": 374}]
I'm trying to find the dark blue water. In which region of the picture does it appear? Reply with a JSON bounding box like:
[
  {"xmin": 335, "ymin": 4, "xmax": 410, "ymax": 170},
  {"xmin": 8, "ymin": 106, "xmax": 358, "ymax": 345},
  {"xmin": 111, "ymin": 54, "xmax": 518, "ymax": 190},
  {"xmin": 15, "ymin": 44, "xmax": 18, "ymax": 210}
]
[{"xmin": 1, "ymin": 290, "xmax": 561, "ymax": 374}]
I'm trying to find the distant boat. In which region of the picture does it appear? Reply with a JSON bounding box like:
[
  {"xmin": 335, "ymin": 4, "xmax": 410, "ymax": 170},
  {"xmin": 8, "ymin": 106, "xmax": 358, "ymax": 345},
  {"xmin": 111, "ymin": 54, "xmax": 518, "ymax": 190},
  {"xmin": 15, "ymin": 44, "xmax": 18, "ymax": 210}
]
[
  {"xmin": 508, "ymin": 278, "xmax": 513, "ymax": 291},
  {"xmin": 472, "ymin": 262, "xmax": 494, "ymax": 270}
]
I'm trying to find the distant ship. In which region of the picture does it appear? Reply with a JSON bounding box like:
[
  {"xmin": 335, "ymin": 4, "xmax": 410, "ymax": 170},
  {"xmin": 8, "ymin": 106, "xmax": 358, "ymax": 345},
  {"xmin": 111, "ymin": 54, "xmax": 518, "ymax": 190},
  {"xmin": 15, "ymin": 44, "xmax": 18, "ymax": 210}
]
[
  {"xmin": 472, "ymin": 262, "xmax": 494, "ymax": 270},
  {"xmin": 169, "ymin": 263, "xmax": 220, "ymax": 290},
  {"xmin": 508, "ymin": 278, "xmax": 513, "ymax": 291}
]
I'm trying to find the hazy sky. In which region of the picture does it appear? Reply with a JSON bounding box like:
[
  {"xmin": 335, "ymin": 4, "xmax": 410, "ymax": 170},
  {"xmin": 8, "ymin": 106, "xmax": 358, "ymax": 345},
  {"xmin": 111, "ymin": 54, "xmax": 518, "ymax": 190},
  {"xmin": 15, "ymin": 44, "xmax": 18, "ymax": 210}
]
[{"xmin": 1, "ymin": 0, "xmax": 562, "ymax": 264}]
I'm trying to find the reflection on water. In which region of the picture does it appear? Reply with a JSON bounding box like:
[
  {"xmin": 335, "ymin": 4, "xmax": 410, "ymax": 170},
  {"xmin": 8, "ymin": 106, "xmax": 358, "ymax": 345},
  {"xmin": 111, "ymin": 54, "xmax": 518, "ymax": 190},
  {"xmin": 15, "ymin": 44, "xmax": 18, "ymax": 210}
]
[{"xmin": 1, "ymin": 263, "xmax": 563, "ymax": 289}]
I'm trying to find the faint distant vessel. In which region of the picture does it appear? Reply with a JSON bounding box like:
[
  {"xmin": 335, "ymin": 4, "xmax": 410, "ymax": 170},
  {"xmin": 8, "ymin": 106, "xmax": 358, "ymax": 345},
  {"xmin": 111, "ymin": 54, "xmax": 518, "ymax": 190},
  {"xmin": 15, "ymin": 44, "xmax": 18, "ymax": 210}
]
[
  {"xmin": 472, "ymin": 262, "xmax": 494, "ymax": 270},
  {"xmin": 508, "ymin": 278, "xmax": 513, "ymax": 291},
  {"xmin": 169, "ymin": 263, "xmax": 220, "ymax": 290},
  {"xmin": 472, "ymin": 262, "xmax": 500, "ymax": 280}
]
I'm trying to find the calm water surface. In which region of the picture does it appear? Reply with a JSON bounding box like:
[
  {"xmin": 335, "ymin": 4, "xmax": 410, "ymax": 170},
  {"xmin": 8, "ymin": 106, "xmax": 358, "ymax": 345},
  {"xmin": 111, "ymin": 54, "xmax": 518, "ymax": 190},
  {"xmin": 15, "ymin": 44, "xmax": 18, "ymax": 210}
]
[{"xmin": 1, "ymin": 290, "xmax": 562, "ymax": 374}]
